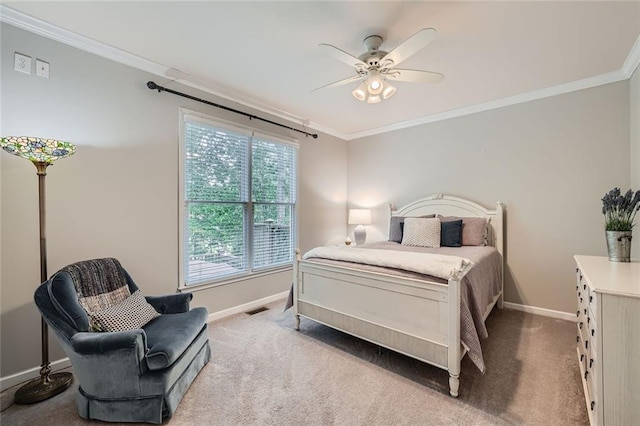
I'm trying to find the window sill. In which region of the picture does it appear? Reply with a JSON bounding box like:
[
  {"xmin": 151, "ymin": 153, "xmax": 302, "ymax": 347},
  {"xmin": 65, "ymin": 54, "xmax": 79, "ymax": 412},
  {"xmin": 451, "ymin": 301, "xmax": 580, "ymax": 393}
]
[{"xmin": 178, "ymin": 266, "xmax": 292, "ymax": 293}]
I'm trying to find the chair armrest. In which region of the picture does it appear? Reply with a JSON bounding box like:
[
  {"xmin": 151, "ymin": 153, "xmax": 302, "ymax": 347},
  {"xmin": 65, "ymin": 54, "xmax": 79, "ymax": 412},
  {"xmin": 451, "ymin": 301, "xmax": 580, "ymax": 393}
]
[
  {"xmin": 69, "ymin": 331, "xmax": 149, "ymax": 398},
  {"xmin": 145, "ymin": 293, "xmax": 193, "ymax": 314},
  {"xmin": 71, "ymin": 330, "xmax": 147, "ymax": 356}
]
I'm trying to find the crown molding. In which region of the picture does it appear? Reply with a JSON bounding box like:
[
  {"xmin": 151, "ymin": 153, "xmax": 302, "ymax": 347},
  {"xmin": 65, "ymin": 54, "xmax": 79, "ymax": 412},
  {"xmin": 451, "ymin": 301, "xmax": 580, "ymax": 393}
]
[{"xmin": 2, "ymin": 5, "xmax": 638, "ymax": 142}]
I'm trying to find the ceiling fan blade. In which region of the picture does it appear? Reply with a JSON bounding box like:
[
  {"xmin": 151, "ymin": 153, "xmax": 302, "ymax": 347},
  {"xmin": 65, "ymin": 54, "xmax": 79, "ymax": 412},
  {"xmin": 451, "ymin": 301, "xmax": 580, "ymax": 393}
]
[
  {"xmin": 319, "ymin": 43, "xmax": 368, "ymax": 69},
  {"xmin": 312, "ymin": 75, "xmax": 363, "ymax": 92},
  {"xmin": 380, "ymin": 28, "xmax": 437, "ymax": 67},
  {"xmin": 383, "ymin": 69, "xmax": 444, "ymax": 83}
]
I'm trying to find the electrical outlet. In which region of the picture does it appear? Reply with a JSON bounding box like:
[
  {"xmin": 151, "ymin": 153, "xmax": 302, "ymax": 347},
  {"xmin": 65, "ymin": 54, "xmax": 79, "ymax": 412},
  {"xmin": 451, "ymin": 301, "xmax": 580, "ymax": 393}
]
[
  {"xmin": 14, "ymin": 52, "xmax": 31, "ymax": 74},
  {"xmin": 36, "ymin": 59, "xmax": 50, "ymax": 78}
]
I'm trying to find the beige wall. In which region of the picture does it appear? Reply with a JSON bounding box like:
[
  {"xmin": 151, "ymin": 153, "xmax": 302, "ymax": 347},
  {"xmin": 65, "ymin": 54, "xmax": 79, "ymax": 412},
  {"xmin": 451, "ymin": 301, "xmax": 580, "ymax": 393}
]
[
  {"xmin": 0, "ymin": 23, "xmax": 347, "ymax": 377},
  {"xmin": 347, "ymin": 81, "xmax": 630, "ymax": 314},
  {"xmin": 631, "ymin": 66, "xmax": 640, "ymax": 244}
]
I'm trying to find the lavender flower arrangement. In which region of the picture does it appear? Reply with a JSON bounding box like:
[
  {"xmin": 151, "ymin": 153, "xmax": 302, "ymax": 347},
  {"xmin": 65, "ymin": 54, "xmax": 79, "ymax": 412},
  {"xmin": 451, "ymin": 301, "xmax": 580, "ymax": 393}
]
[{"xmin": 602, "ymin": 188, "xmax": 640, "ymax": 231}]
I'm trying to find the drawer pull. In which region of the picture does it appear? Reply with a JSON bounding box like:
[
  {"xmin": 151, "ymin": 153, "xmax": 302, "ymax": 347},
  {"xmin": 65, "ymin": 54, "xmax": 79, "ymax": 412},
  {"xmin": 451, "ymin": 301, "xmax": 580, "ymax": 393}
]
[
  {"xmin": 587, "ymin": 317, "xmax": 590, "ymax": 324},
  {"xmin": 576, "ymin": 310, "xmax": 580, "ymax": 318},
  {"xmin": 585, "ymin": 340, "xmax": 589, "ymax": 349},
  {"xmin": 580, "ymin": 354, "xmax": 584, "ymax": 362},
  {"xmin": 580, "ymin": 297, "xmax": 583, "ymax": 303},
  {"xmin": 583, "ymin": 284, "xmax": 586, "ymax": 290},
  {"xmin": 579, "ymin": 322, "xmax": 583, "ymax": 329},
  {"xmin": 591, "ymin": 401, "xmax": 595, "ymax": 411},
  {"xmin": 584, "ymin": 371, "xmax": 589, "ymax": 380},
  {"xmin": 591, "ymin": 329, "xmax": 595, "ymax": 337},
  {"xmin": 590, "ymin": 358, "xmax": 593, "ymax": 368},
  {"xmin": 576, "ymin": 268, "xmax": 579, "ymax": 273},
  {"xmin": 576, "ymin": 335, "xmax": 580, "ymax": 343},
  {"xmin": 589, "ymin": 295, "xmax": 593, "ymax": 303},
  {"xmin": 584, "ymin": 308, "xmax": 587, "ymax": 315}
]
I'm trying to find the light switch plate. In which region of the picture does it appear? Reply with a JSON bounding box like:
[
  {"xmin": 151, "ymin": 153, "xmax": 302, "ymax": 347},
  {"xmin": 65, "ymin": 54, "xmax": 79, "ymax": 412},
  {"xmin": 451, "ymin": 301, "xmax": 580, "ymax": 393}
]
[
  {"xmin": 14, "ymin": 52, "xmax": 31, "ymax": 74},
  {"xmin": 36, "ymin": 59, "xmax": 49, "ymax": 78}
]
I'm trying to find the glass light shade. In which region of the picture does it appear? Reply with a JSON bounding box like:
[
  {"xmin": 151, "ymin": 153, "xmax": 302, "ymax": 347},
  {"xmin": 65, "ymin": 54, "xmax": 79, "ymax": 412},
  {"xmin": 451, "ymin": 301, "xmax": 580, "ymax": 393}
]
[
  {"xmin": 352, "ymin": 82, "xmax": 367, "ymax": 101},
  {"xmin": 366, "ymin": 94, "xmax": 381, "ymax": 104},
  {"xmin": 1, "ymin": 136, "xmax": 76, "ymax": 164},
  {"xmin": 348, "ymin": 209, "xmax": 371, "ymax": 225},
  {"xmin": 382, "ymin": 82, "xmax": 397, "ymax": 99},
  {"xmin": 367, "ymin": 71, "xmax": 384, "ymax": 95}
]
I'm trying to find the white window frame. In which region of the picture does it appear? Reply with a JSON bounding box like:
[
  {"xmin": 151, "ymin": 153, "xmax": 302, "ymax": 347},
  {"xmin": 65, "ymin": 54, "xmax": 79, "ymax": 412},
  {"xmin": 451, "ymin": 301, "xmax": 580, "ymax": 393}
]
[{"xmin": 178, "ymin": 109, "xmax": 298, "ymax": 289}]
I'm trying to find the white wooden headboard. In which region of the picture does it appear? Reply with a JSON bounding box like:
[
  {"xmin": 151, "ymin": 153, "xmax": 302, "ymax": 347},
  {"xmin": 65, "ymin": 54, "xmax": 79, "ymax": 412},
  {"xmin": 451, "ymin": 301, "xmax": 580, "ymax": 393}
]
[{"xmin": 390, "ymin": 194, "xmax": 505, "ymax": 257}]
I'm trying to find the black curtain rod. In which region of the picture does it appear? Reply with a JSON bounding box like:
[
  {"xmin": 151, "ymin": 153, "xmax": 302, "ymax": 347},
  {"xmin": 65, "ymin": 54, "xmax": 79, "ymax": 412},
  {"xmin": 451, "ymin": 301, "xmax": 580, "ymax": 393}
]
[{"xmin": 146, "ymin": 81, "xmax": 318, "ymax": 139}]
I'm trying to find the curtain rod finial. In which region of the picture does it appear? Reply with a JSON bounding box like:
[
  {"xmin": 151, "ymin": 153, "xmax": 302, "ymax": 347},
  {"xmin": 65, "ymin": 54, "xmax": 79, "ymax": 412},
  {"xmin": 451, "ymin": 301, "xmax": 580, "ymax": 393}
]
[{"xmin": 147, "ymin": 81, "xmax": 162, "ymax": 92}]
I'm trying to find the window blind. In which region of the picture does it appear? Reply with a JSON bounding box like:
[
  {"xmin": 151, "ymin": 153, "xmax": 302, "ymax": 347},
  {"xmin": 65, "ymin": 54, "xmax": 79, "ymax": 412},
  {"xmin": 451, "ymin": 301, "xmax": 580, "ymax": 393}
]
[
  {"xmin": 182, "ymin": 115, "xmax": 297, "ymax": 285},
  {"xmin": 252, "ymin": 137, "xmax": 297, "ymax": 269}
]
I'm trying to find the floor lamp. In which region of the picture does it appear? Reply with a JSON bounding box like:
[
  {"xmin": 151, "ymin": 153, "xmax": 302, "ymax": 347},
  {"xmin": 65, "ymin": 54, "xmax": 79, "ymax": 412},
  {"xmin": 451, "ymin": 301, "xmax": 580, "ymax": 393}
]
[{"xmin": 1, "ymin": 136, "xmax": 75, "ymax": 404}]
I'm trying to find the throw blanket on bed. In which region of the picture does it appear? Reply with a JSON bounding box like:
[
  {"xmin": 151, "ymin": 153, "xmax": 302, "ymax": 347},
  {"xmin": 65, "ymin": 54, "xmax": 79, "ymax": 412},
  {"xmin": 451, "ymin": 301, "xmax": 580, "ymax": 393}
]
[{"xmin": 303, "ymin": 246, "xmax": 474, "ymax": 279}]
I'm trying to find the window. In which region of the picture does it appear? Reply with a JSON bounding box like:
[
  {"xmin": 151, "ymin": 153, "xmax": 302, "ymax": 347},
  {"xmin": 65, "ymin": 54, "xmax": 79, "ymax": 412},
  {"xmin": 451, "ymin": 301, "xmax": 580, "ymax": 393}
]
[{"xmin": 180, "ymin": 111, "xmax": 297, "ymax": 286}]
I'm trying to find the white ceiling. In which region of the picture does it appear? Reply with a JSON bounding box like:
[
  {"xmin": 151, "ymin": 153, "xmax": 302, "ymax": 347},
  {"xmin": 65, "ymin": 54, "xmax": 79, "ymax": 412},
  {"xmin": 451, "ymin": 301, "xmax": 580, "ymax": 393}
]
[{"xmin": 3, "ymin": 1, "xmax": 640, "ymax": 140}]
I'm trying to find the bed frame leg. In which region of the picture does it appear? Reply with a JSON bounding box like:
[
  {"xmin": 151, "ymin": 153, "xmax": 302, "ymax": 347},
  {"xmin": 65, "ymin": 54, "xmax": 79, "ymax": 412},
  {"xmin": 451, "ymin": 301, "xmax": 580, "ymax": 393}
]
[
  {"xmin": 294, "ymin": 314, "xmax": 300, "ymax": 331},
  {"xmin": 449, "ymin": 373, "xmax": 460, "ymax": 397}
]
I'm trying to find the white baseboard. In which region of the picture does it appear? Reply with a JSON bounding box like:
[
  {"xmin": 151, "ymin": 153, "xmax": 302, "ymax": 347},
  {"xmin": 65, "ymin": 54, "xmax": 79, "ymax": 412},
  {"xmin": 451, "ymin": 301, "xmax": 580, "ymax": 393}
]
[
  {"xmin": 207, "ymin": 290, "xmax": 289, "ymax": 323},
  {"xmin": 503, "ymin": 301, "xmax": 576, "ymax": 322},
  {"xmin": 0, "ymin": 358, "xmax": 72, "ymax": 392}
]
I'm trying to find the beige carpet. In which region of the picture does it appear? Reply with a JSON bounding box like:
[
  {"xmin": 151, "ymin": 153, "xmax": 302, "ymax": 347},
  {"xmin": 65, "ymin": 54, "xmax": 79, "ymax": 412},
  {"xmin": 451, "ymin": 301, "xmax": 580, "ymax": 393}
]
[{"xmin": 1, "ymin": 300, "xmax": 588, "ymax": 425}]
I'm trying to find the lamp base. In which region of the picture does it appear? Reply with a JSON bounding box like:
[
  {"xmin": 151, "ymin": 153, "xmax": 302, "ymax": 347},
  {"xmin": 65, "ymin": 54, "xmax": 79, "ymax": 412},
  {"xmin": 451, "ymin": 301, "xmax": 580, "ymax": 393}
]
[
  {"xmin": 354, "ymin": 224, "xmax": 367, "ymax": 246},
  {"xmin": 14, "ymin": 372, "xmax": 73, "ymax": 404}
]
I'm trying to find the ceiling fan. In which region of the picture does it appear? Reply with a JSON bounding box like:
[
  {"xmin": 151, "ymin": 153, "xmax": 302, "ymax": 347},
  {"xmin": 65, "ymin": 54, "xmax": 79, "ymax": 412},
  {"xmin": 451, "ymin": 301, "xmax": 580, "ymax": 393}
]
[{"xmin": 315, "ymin": 28, "xmax": 444, "ymax": 104}]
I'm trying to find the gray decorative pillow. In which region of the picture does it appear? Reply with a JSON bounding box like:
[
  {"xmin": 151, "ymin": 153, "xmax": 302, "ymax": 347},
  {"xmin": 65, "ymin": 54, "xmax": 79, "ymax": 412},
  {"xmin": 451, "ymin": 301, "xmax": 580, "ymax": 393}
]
[
  {"xmin": 439, "ymin": 216, "xmax": 488, "ymax": 246},
  {"xmin": 90, "ymin": 290, "xmax": 160, "ymax": 332},
  {"xmin": 401, "ymin": 217, "xmax": 441, "ymax": 248},
  {"xmin": 389, "ymin": 214, "xmax": 436, "ymax": 243}
]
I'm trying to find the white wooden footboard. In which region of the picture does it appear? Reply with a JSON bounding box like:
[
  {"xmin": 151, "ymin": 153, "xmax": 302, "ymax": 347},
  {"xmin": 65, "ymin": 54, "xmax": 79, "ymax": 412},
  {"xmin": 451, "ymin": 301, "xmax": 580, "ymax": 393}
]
[{"xmin": 293, "ymin": 253, "xmax": 467, "ymax": 396}]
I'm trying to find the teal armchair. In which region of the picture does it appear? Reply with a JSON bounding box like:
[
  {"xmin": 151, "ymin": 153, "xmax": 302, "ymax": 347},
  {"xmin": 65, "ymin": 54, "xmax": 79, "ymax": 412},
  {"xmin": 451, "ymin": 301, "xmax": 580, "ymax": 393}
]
[{"xmin": 34, "ymin": 258, "xmax": 211, "ymax": 423}]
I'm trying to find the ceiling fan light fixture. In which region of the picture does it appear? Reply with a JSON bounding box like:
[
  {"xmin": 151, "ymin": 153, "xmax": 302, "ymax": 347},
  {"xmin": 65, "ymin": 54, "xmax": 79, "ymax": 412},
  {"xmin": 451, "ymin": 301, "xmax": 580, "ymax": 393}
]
[
  {"xmin": 366, "ymin": 94, "xmax": 381, "ymax": 104},
  {"xmin": 352, "ymin": 82, "xmax": 367, "ymax": 101},
  {"xmin": 366, "ymin": 70, "xmax": 384, "ymax": 95},
  {"xmin": 382, "ymin": 82, "xmax": 396, "ymax": 99}
]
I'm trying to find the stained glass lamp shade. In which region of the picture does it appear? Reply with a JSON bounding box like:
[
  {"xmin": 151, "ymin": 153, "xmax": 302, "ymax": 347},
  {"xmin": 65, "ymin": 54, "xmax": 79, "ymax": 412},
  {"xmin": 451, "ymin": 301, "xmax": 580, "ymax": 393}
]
[
  {"xmin": 1, "ymin": 136, "xmax": 75, "ymax": 165},
  {"xmin": 1, "ymin": 136, "xmax": 76, "ymax": 404}
]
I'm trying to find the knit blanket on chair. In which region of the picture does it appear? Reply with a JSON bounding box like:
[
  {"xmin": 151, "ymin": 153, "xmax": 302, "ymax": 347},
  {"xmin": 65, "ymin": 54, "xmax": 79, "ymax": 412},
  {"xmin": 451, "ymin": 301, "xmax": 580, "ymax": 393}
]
[{"xmin": 59, "ymin": 257, "xmax": 131, "ymax": 315}]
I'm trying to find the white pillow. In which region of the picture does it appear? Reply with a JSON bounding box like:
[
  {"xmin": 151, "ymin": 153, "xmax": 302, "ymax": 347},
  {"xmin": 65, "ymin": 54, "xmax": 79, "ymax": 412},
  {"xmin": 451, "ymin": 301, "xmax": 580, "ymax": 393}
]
[
  {"xmin": 401, "ymin": 217, "xmax": 441, "ymax": 248},
  {"xmin": 90, "ymin": 290, "xmax": 160, "ymax": 332}
]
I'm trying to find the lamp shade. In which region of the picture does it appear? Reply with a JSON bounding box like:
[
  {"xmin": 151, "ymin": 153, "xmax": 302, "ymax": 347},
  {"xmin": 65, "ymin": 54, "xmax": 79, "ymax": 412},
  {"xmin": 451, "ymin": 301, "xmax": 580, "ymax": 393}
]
[
  {"xmin": 348, "ymin": 209, "xmax": 371, "ymax": 225},
  {"xmin": 1, "ymin": 136, "xmax": 76, "ymax": 164}
]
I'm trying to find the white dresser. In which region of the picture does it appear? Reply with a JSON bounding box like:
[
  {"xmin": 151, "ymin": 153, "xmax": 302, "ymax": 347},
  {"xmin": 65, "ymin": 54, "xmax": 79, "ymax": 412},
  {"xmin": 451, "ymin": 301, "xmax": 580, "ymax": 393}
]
[{"xmin": 574, "ymin": 255, "xmax": 640, "ymax": 426}]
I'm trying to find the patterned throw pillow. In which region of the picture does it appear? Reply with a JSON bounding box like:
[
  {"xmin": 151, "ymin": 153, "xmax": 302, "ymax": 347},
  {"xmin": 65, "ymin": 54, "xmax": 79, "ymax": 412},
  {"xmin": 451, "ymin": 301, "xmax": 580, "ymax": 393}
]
[
  {"xmin": 388, "ymin": 214, "xmax": 436, "ymax": 243},
  {"xmin": 401, "ymin": 217, "xmax": 441, "ymax": 248},
  {"xmin": 90, "ymin": 290, "xmax": 160, "ymax": 332}
]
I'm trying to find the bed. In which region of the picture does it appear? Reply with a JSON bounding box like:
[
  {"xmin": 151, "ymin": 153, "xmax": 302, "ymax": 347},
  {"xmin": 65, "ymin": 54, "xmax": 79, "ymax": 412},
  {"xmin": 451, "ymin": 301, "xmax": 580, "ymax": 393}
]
[{"xmin": 292, "ymin": 194, "xmax": 505, "ymax": 397}]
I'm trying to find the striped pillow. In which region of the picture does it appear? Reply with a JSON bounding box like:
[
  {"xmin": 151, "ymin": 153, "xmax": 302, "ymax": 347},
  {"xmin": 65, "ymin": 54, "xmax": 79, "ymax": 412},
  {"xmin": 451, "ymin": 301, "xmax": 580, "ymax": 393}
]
[{"xmin": 90, "ymin": 290, "xmax": 160, "ymax": 332}]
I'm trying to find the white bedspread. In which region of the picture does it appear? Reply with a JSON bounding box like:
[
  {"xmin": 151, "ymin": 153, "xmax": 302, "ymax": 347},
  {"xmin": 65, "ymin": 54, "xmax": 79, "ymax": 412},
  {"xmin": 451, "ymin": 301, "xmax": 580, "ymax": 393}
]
[{"xmin": 303, "ymin": 246, "xmax": 473, "ymax": 279}]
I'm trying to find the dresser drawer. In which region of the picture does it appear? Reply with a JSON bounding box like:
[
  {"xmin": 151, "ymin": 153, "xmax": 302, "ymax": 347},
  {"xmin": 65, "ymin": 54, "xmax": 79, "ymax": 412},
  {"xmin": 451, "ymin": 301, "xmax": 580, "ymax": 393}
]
[
  {"xmin": 587, "ymin": 287, "xmax": 597, "ymax": 317},
  {"xmin": 585, "ymin": 368, "xmax": 597, "ymax": 415}
]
